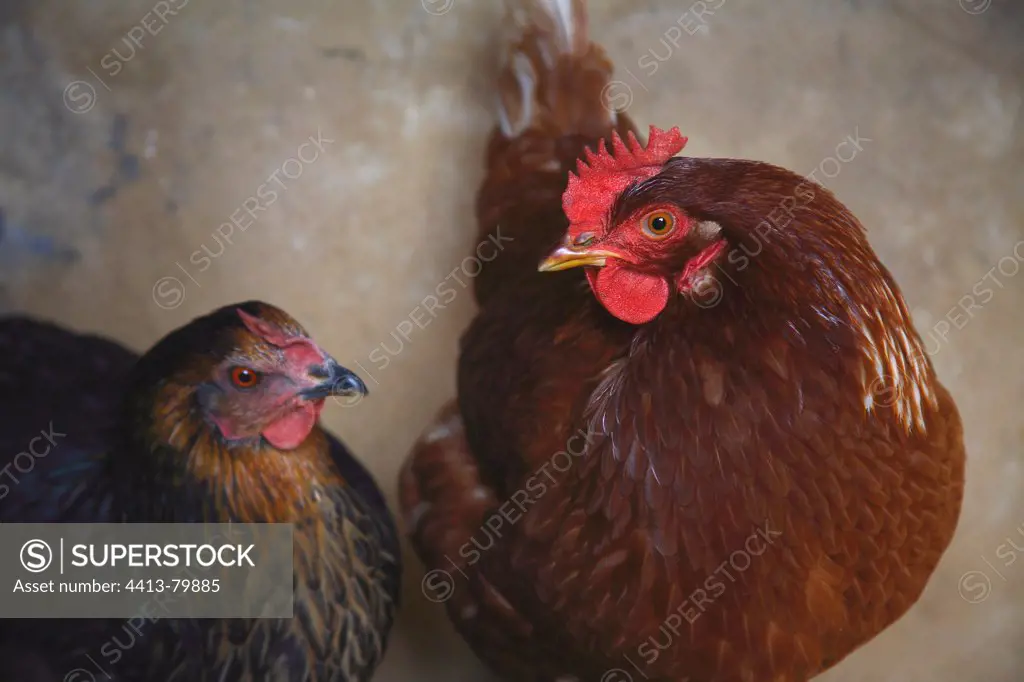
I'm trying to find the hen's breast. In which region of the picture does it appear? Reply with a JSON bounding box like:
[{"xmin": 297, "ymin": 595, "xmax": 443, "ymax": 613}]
[
  {"xmin": 324, "ymin": 434, "xmax": 401, "ymax": 599},
  {"xmin": 157, "ymin": 463, "xmax": 401, "ymax": 682},
  {"xmin": 458, "ymin": 271, "xmax": 635, "ymax": 494},
  {"xmin": 294, "ymin": 480, "xmax": 401, "ymax": 682}
]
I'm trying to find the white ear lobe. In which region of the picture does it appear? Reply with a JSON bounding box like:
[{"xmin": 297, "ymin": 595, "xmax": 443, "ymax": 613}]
[{"xmin": 694, "ymin": 220, "xmax": 724, "ymax": 241}]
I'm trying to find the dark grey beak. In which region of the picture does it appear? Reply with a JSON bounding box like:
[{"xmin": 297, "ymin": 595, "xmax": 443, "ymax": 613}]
[{"xmin": 300, "ymin": 360, "xmax": 368, "ymax": 401}]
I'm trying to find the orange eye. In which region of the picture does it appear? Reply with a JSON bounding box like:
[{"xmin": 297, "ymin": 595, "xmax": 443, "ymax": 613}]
[
  {"xmin": 229, "ymin": 366, "xmax": 261, "ymax": 389},
  {"xmin": 642, "ymin": 210, "xmax": 676, "ymax": 239}
]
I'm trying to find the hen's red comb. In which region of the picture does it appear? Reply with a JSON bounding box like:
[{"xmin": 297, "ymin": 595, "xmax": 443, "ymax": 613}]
[
  {"xmin": 574, "ymin": 126, "xmax": 686, "ymax": 179},
  {"xmin": 238, "ymin": 309, "xmax": 324, "ymax": 368},
  {"xmin": 238, "ymin": 309, "xmax": 290, "ymax": 346},
  {"xmin": 562, "ymin": 126, "xmax": 688, "ymax": 229}
]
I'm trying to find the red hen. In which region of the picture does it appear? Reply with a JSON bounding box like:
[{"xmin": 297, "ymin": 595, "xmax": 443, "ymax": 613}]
[{"xmin": 400, "ymin": 1, "xmax": 965, "ymax": 681}]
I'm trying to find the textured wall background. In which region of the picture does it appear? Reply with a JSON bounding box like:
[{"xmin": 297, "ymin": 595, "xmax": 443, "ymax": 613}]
[{"xmin": 0, "ymin": 1, "xmax": 1021, "ymax": 680}]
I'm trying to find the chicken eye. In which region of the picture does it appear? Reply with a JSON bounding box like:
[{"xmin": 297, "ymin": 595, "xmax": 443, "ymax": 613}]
[
  {"xmin": 573, "ymin": 232, "xmax": 596, "ymax": 247},
  {"xmin": 229, "ymin": 366, "xmax": 261, "ymax": 389},
  {"xmin": 642, "ymin": 211, "xmax": 676, "ymax": 239}
]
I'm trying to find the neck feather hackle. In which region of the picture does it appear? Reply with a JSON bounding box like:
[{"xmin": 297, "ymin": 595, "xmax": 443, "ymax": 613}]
[{"xmin": 114, "ymin": 378, "xmax": 340, "ymax": 523}]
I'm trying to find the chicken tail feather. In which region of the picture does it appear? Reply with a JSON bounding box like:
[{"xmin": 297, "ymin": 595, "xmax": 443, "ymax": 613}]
[
  {"xmin": 472, "ymin": 0, "xmax": 635, "ymax": 302},
  {"xmin": 496, "ymin": 0, "xmax": 616, "ymax": 140}
]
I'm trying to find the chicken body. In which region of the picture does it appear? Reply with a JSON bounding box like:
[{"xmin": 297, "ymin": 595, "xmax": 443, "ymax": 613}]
[
  {"xmin": 0, "ymin": 303, "xmax": 400, "ymax": 682},
  {"xmin": 400, "ymin": 2, "xmax": 965, "ymax": 681}
]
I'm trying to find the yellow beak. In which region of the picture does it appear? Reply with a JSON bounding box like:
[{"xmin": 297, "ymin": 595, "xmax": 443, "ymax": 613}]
[{"xmin": 538, "ymin": 246, "xmax": 621, "ymax": 272}]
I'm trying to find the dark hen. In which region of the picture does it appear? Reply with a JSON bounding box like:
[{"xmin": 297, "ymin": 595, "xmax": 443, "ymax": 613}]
[{"xmin": 0, "ymin": 302, "xmax": 400, "ymax": 681}]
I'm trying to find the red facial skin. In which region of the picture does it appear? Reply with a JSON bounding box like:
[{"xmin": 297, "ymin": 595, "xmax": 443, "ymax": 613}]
[
  {"xmin": 205, "ymin": 310, "xmax": 331, "ymax": 450},
  {"xmin": 556, "ymin": 126, "xmax": 727, "ymax": 325},
  {"xmin": 579, "ymin": 204, "xmax": 726, "ymax": 324}
]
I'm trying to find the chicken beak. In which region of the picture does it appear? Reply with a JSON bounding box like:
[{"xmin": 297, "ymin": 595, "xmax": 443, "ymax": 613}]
[
  {"xmin": 538, "ymin": 245, "xmax": 621, "ymax": 272},
  {"xmin": 299, "ymin": 359, "xmax": 368, "ymax": 401}
]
